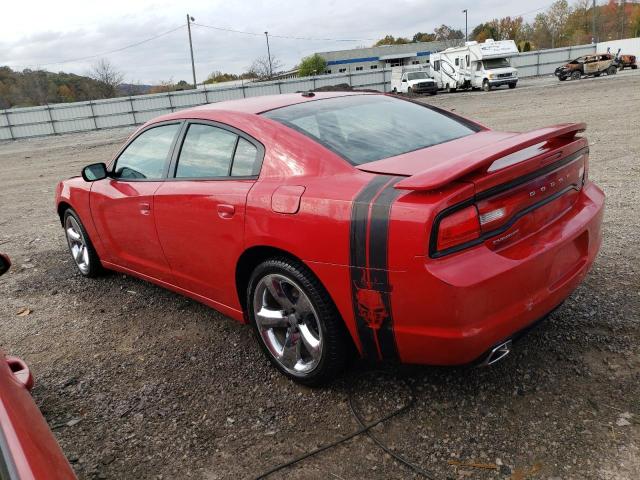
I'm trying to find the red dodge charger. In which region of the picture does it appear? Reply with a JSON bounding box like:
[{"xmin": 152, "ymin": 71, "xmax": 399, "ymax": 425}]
[{"xmin": 55, "ymin": 92, "xmax": 604, "ymax": 385}]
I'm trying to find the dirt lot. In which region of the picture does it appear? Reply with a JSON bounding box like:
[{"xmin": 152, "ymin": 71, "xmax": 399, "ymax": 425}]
[{"xmin": 1, "ymin": 71, "xmax": 639, "ymax": 480}]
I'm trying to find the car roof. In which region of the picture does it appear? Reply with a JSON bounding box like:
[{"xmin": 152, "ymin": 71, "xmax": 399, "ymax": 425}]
[{"xmin": 184, "ymin": 91, "xmax": 377, "ymax": 115}]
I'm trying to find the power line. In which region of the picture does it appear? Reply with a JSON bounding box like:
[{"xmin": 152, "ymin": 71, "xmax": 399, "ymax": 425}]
[
  {"xmin": 6, "ymin": 24, "xmax": 185, "ymax": 68},
  {"xmin": 192, "ymin": 22, "xmax": 375, "ymax": 42}
]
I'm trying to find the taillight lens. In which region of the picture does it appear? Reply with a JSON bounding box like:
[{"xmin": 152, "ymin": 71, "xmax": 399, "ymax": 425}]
[{"xmin": 436, "ymin": 205, "xmax": 481, "ymax": 251}]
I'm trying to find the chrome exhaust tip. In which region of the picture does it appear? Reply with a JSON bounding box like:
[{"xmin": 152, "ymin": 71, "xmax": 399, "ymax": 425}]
[{"xmin": 479, "ymin": 340, "xmax": 512, "ymax": 367}]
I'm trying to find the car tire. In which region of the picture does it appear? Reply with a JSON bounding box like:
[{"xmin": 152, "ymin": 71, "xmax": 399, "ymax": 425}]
[
  {"xmin": 559, "ymin": 76, "xmax": 567, "ymax": 81},
  {"xmin": 447, "ymin": 86, "xmax": 457, "ymax": 93},
  {"xmin": 482, "ymin": 79, "xmax": 491, "ymax": 92},
  {"xmin": 508, "ymin": 82, "xmax": 516, "ymax": 89},
  {"xmin": 392, "ymin": 87, "xmax": 397, "ymax": 93},
  {"xmin": 247, "ymin": 257, "xmax": 349, "ymax": 386},
  {"xmin": 632, "ymin": 65, "xmax": 638, "ymax": 70},
  {"xmin": 63, "ymin": 208, "xmax": 103, "ymax": 277},
  {"xmin": 430, "ymin": 91, "xmax": 437, "ymax": 96},
  {"xmin": 571, "ymin": 71, "xmax": 581, "ymax": 80},
  {"xmin": 407, "ymin": 87, "xmax": 413, "ymax": 96},
  {"xmin": 607, "ymin": 66, "xmax": 617, "ymax": 75}
]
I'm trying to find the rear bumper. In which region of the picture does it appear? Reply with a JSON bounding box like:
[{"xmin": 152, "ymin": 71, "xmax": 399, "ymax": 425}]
[{"xmin": 390, "ymin": 182, "xmax": 604, "ymax": 365}]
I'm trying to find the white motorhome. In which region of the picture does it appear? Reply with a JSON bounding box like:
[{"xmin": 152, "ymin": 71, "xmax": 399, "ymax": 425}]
[
  {"xmin": 430, "ymin": 39, "xmax": 519, "ymax": 92},
  {"xmin": 390, "ymin": 65, "xmax": 437, "ymax": 95}
]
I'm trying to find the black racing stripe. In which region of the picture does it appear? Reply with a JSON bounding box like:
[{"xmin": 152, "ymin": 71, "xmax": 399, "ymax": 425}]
[
  {"xmin": 367, "ymin": 177, "xmax": 403, "ymax": 360},
  {"xmin": 349, "ymin": 175, "xmax": 389, "ymax": 360}
]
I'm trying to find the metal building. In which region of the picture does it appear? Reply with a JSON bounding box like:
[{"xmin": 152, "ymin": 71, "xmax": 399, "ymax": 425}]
[{"xmin": 317, "ymin": 40, "xmax": 458, "ymax": 73}]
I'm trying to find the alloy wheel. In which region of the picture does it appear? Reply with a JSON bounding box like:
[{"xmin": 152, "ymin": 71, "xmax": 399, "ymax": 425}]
[
  {"xmin": 252, "ymin": 274, "xmax": 323, "ymax": 376},
  {"xmin": 65, "ymin": 215, "xmax": 90, "ymax": 275}
]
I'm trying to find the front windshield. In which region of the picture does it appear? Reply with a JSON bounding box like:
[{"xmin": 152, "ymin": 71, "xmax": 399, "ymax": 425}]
[
  {"xmin": 407, "ymin": 72, "xmax": 428, "ymax": 80},
  {"xmin": 483, "ymin": 58, "xmax": 510, "ymax": 69}
]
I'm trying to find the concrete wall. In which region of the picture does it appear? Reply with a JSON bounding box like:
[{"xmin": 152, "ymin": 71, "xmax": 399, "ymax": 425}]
[{"xmin": 0, "ymin": 41, "xmax": 620, "ymax": 141}]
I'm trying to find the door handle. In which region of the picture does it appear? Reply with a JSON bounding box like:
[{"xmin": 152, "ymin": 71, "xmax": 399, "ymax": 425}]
[
  {"xmin": 139, "ymin": 202, "xmax": 151, "ymax": 215},
  {"xmin": 217, "ymin": 204, "xmax": 235, "ymax": 219}
]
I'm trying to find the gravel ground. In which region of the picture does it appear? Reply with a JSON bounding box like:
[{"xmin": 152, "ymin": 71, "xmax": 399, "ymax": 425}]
[{"xmin": 0, "ymin": 71, "xmax": 639, "ymax": 480}]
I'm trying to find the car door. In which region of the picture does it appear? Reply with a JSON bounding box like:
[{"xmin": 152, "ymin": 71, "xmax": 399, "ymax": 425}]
[
  {"xmin": 90, "ymin": 122, "xmax": 182, "ymax": 281},
  {"xmin": 153, "ymin": 121, "xmax": 264, "ymax": 308},
  {"xmin": 584, "ymin": 56, "xmax": 598, "ymax": 74}
]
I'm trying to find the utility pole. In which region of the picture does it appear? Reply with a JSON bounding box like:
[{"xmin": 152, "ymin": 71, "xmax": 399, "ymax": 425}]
[
  {"xmin": 187, "ymin": 14, "xmax": 197, "ymax": 89},
  {"xmin": 463, "ymin": 9, "xmax": 468, "ymax": 42},
  {"xmin": 620, "ymin": 0, "xmax": 625, "ymax": 39},
  {"xmin": 591, "ymin": 0, "xmax": 596, "ymax": 43},
  {"xmin": 264, "ymin": 31, "xmax": 273, "ymax": 79}
]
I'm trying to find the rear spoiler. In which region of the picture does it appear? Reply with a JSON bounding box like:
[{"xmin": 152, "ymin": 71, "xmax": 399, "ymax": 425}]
[{"xmin": 394, "ymin": 123, "xmax": 586, "ymax": 191}]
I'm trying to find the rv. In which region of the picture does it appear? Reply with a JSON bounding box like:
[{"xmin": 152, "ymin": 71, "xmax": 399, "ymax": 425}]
[
  {"xmin": 390, "ymin": 65, "xmax": 437, "ymax": 95},
  {"xmin": 430, "ymin": 39, "xmax": 519, "ymax": 92}
]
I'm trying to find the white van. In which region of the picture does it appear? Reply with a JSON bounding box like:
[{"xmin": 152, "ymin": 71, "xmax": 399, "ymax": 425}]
[
  {"xmin": 430, "ymin": 39, "xmax": 519, "ymax": 92},
  {"xmin": 390, "ymin": 66, "xmax": 437, "ymax": 95}
]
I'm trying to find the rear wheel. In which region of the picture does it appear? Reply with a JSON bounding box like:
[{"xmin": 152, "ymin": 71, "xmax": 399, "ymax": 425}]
[
  {"xmin": 559, "ymin": 76, "xmax": 567, "ymax": 81},
  {"xmin": 482, "ymin": 79, "xmax": 491, "ymax": 92},
  {"xmin": 63, "ymin": 209, "xmax": 102, "ymax": 277},
  {"xmin": 407, "ymin": 86, "xmax": 413, "ymax": 96},
  {"xmin": 247, "ymin": 257, "xmax": 349, "ymax": 386},
  {"xmin": 571, "ymin": 70, "xmax": 581, "ymax": 80}
]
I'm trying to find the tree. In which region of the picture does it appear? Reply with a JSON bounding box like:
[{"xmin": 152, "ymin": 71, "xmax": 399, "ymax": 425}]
[
  {"xmin": 298, "ymin": 54, "xmax": 327, "ymax": 77},
  {"xmin": 89, "ymin": 59, "xmax": 124, "ymax": 98},
  {"xmin": 433, "ymin": 24, "xmax": 464, "ymax": 47},
  {"xmin": 248, "ymin": 56, "xmax": 284, "ymax": 79},
  {"xmin": 412, "ymin": 32, "xmax": 436, "ymax": 43},
  {"xmin": 374, "ymin": 35, "xmax": 410, "ymax": 46},
  {"xmin": 542, "ymin": 0, "xmax": 571, "ymax": 48}
]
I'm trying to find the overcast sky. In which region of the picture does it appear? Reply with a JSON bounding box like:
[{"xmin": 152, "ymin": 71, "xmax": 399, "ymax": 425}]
[{"xmin": 1, "ymin": 0, "xmax": 553, "ymax": 84}]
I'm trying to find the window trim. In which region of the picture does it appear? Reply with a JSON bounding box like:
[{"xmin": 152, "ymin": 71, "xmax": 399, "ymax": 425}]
[
  {"xmin": 166, "ymin": 119, "xmax": 266, "ymax": 181},
  {"xmin": 109, "ymin": 120, "xmax": 184, "ymax": 182}
]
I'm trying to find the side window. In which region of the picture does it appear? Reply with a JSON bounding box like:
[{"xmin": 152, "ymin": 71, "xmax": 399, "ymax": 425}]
[
  {"xmin": 476, "ymin": 62, "xmax": 482, "ymax": 71},
  {"xmin": 176, "ymin": 124, "xmax": 237, "ymax": 178},
  {"xmin": 455, "ymin": 58, "xmax": 459, "ymax": 66},
  {"xmin": 231, "ymin": 138, "xmax": 260, "ymax": 176},
  {"xmin": 114, "ymin": 124, "xmax": 180, "ymax": 180},
  {"xmin": 466, "ymin": 55, "xmax": 470, "ymax": 67}
]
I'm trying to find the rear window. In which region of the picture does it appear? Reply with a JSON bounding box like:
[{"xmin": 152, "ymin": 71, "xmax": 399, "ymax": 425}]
[{"xmin": 262, "ymin": 95, "xmax": 478, "ymax": 165}]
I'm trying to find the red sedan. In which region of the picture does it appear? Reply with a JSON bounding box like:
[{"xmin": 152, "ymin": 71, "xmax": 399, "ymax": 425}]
[
  {"xmin": 55, "ymin": 92, "xmax": 604, "ymax": 385},
  {"xmin": 0, "ymin": 254, "xmax": 77, "ymax": 480}
]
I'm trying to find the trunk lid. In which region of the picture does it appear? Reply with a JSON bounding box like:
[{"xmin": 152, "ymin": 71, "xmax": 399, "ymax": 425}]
[{"xmin": 364, "ymin": 123, "xmax": 590, "ymax": 257}]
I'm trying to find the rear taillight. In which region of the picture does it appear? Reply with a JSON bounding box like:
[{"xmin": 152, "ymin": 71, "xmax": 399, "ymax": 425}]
[{"xmin": 436, "ymin": 205, "xmax": 481, "ymax": 251}]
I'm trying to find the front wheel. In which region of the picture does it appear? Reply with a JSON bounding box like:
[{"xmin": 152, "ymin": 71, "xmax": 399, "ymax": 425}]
[
  {"xmin": 63, "ymin": 209, "xmax": 102, "ymax": 277},
  {"xmin": 407, "ymin": 86, "xmax": 413, "ymax": 96},
  {"xmin": 571, "ymin": 71, "xmax": 581, "ymax": 80},
  {"xmin": 607, "ymin": 66, "xmax": 617, "ymax": 75},
  {"xmin": 247, "ymin": 257, "xmax": 349, "ymax": 386},
  {"xmin": 482, "ymin": 79, "xmax": 491, "ymax": 92},
  {"xmin": 508, "ymin": 82, "xmax": 516, "ymax": 89}
]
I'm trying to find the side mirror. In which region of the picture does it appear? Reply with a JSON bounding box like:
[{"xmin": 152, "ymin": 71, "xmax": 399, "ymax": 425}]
[
  {"xmin": 0, "ymin": 254, "xmax": 10, "ymax": 276},
  {"xmin": 402, "ymin": 78, "xmax": 407, "ymax": 82},
  {"xmin": 82, "ymin": 163, "xmax": 108, "ymax": 182}
]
